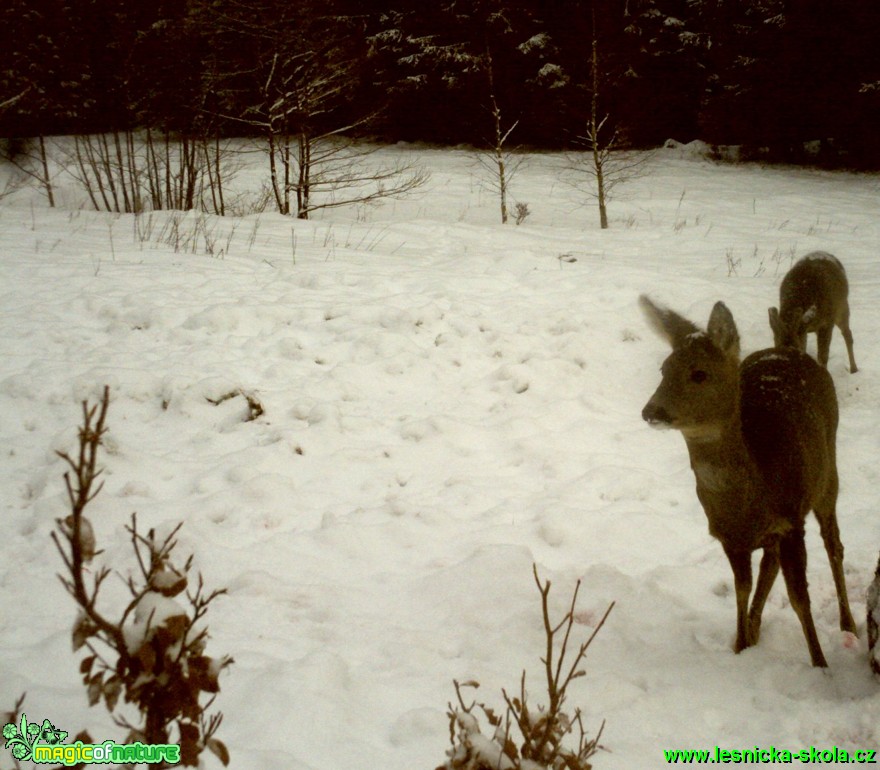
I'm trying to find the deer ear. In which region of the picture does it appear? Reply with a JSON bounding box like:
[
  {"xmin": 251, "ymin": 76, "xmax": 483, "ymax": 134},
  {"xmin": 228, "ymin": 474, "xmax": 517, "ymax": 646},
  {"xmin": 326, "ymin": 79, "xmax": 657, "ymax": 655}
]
[
  {"xmin": 768, "ymin": 306, "xmax": 782, "ymax": 341},
  {"xmin": 639, "ymin": 295, "xmax": 701, "ymax": 349},
  {"xmin": 707, "ymin": 301, "xmax": 740, "ymax": 358}
]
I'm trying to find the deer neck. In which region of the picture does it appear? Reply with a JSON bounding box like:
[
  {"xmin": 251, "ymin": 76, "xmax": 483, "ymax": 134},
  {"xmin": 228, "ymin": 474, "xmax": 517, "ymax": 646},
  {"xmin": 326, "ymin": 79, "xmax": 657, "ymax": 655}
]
[
  {"xmin": 681, "ymin": 411, "xmax": 765, "ymax": 547},
  {"xmin": 681, "ymin": 407, "xmax": 750, "ymax": 497}
]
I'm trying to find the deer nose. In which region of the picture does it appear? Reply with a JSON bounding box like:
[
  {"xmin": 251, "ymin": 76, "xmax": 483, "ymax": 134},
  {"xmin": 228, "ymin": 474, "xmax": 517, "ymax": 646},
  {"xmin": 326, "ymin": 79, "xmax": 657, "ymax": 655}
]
[{"xmin": 642, "ymin": 401, "xmax": 671, "ymax": 427}]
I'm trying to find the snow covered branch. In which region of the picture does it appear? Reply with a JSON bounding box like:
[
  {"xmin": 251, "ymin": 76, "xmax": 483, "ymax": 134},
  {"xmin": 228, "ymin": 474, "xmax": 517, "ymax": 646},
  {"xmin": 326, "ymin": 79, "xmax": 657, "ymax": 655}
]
[{"xmin": 51, "ymin": 387, "xmax": 232, "ymax": 767}]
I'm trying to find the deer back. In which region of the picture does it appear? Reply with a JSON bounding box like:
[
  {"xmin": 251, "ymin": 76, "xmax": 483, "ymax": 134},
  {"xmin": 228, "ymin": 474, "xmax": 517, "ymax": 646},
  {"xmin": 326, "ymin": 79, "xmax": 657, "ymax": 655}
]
[{"xmin": 739, "ymin": 346, "xmax": 838, "ymax": 508}]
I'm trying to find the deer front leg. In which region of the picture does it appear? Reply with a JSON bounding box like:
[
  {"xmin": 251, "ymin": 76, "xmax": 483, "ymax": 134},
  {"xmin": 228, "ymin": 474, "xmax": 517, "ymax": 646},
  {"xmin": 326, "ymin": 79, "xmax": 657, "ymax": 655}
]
[
  {"xmin": 725, "ymin": 547, "xmax": 753, "ymax": 653},
  {"xmin": 816, "ymin": 325, "xmax": 833, "ymax": 368}
]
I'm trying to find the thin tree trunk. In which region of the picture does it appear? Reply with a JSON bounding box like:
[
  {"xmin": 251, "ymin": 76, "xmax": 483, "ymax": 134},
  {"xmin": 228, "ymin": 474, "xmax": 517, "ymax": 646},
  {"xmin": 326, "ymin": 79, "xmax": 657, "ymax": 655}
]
[
  {"xmin": 203, "ymin": 139, "xmax": 219, "ymax": 215},
  {"xmin": 73, "ymin": 137, "xmax": 101, "ymax": 211},
  {"xmin": 268, "ymin": 130, "xmax": 287, "ymax": 215},
  {"xmin": 85, "ymin": 136, "xmax": 113, "ymax": 212},
  {"xmin": 37, "ymin": 135, "xmax": 54, "ymax": 207},
  {"xmin": 486, "ymin": 46, "xmax": 508, "ymax": 224},
  {"xmin": 591, "ymin": 8, "xmax": 608, "ymax": 230},
  {"xmin": 214, "ymin": 136, "xmax": 225, "ymax": 216},
  {"xmin": 283, "ymin": 134, "xmax": 292, "ymax": 216},
  {"xmin": 593, "ymin": 143, "xmax": 608, "ymax": 229},
  {"xmin": 165, "ymin": 132, "xmax": 173, "ymax": 208},
  {"xmin": 185, "ymin": 137, "xmax": 197, "ymax": 210},
  {"xmin": 126, "ymin": 130, "xmax": 141, "ymax": 213},
  {"xmin": 296, "ymin": 131, "xmax": 310, "ymax": 219},
  {"xmin": 145, "ymin": 128, "xmax": 162, "ymax": 209},
  {"xmin": 112, "ymin": 131, "xmax": 132, "ymax": 213},
  {"xmin": 495, "ymin": 142, "xmax": 508, "ymax": 225},
  {"xmin": 99, "ymin": 134, "xmax": 120, "ymax": 212}
]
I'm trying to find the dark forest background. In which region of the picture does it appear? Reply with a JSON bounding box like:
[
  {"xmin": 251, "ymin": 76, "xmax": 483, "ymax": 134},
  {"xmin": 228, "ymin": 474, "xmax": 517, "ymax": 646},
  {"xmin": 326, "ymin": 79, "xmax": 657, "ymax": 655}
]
[{"xmin": 2, "ymin": 0, "xmax": 879, "ymax": 168}]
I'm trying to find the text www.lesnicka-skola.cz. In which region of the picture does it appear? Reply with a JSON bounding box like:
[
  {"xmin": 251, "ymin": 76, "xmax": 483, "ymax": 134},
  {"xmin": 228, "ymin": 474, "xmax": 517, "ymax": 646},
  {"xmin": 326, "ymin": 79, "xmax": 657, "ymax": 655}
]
[{"xmin": 663, "ymin": 746, "xmax": 877, "ymax": 764}]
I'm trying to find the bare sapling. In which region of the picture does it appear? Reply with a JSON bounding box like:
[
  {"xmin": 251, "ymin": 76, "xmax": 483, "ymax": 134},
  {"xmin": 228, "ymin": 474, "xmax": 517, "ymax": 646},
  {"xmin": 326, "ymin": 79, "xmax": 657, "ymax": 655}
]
[
  {"xmin": 437, "ymin": 565, "xmax": 612, "ymax": 769},
  {"xmin": 475, "ymin": 44, "xmax": 524, "ymax": 225},
  {"xmin": 768, "ymin": 251, "xmax": 857, "ymax": 372},
  {"xmin": 640, "ymin": 296, "xmax": 856, "ymax": 667},
  {"xmin": 564, "ymin": 4, "xmax": 650, "ymax": 230}
]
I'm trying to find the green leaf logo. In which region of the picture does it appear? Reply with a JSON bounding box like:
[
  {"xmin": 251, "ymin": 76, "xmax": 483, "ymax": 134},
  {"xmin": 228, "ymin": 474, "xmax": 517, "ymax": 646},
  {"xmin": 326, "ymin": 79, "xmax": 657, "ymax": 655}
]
[
  {"xmin": 3, "ymin": 714, "xmax": 69, "ymax": 762},
  {"xmin": 2, "ymin": 713, "xmax": 34, "ymax": 762},
  {"xmin": 39, "ymin": 719, "xmax": 68, "ymax": 745}
]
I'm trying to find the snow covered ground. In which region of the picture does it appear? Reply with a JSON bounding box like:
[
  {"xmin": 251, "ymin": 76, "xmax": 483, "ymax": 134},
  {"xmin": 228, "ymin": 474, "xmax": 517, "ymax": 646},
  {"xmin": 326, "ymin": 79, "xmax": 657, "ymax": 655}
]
[{"xmin": 1, "ymin": 142, "xmax": 879, "ymax": 768}]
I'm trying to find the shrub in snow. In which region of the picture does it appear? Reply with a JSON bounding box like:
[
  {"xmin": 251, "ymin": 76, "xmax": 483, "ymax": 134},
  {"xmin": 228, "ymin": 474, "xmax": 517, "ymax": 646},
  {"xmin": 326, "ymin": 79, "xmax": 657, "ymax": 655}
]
[
  {"xmin": 51, "ymin": 386, "xmax": 233, "ymax": 766},
  {"xmin": 436, "ymin": 566, "xmax": 613, "ymax": 770},
  {"xmin": 514, "ymin": 202, "xmax": 531, "ymax": 226}
]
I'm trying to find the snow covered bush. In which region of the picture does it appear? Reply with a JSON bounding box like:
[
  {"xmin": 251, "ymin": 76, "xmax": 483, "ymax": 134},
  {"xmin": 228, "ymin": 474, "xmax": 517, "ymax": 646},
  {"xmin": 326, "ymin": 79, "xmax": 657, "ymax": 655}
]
[
  {"xmin": 437, "ymin": 567, "xmax": 613, "ymax": 770},
  {"xmin": 51, "ymin": 386, "xmax": 233, "ymax": 766}
]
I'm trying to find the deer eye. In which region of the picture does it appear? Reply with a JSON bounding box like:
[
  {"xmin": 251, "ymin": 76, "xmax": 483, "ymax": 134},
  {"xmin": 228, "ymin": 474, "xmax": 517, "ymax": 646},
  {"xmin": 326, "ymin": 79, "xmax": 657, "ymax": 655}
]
[{"xmin": 690, "ymin": 369, "xmax": 708, "ymax": 384}]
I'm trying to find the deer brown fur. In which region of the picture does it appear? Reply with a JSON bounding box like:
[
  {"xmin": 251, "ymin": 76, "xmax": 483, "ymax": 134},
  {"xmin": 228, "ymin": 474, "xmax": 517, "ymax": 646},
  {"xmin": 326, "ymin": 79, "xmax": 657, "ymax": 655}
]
[
  {"xmin": 640, "ymin": 295, "xmax": 856, "ymax": 667},
  {"xmin": 768, "ymin": 251, "xmax": 857, "ymax": 373}
]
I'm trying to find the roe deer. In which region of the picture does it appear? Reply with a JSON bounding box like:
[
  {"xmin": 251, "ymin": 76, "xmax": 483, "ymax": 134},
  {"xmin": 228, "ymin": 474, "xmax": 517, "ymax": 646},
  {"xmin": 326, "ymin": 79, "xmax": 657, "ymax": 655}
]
[
  {"xmin": 868, "ymin": 553, "xmax": 880, "ymax": 676},
  {"xmin": 768, "ymin": 251, "xmax": 857, "ymax": 373},
  {"xmin": 640, "ymin": 295, "xmax": 856, "ymax": 667}
]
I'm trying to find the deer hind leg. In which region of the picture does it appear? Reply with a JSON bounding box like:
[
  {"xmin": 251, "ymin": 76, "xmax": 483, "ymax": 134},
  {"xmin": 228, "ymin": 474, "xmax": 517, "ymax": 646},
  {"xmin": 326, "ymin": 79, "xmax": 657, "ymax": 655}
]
[
  {"xmin": 837, "ymin": 307, "xmax": 857, "ymax": 373},
  {"xmin": 815, "ymin": 325, "xmax": 833, "ymax": 369},
  {"xmin": 779, "ymin": 531, "xmax": 828, "ymax": 667},
  {"xmin": 747, "ymin": 544, "xmax": 780, "ymax": 646},
  {"xmin": 724, "ymin": 547, "xmax": 754, "ymax": 653},
  {"xmin": 815, "ymin": 492, "xmax": 857, "ymax": 634}
]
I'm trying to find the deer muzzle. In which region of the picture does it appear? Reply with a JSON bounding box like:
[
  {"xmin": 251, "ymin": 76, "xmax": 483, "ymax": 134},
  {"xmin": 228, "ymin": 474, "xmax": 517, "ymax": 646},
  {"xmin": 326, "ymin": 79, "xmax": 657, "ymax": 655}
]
[{"xmin": 642, "ymin": 400, "xmax": 673, "ymax": 428}]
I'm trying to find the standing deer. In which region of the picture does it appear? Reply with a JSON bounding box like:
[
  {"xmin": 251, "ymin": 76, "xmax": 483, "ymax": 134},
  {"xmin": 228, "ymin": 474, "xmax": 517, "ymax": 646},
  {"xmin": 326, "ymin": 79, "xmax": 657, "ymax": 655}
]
[
  {"xmin": 768, "ymin": 251, "xmax": 857, "ymax": 372},
  {"xmin": 640, "ymin": 295, "xmax": 856, "ymax": 667}
]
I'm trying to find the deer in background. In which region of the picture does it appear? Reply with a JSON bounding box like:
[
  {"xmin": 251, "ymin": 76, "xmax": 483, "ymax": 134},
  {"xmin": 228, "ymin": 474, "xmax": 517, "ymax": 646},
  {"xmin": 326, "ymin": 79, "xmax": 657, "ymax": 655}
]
[
  {"xmin": 640, "ymin": 295, "xmax": 856, "ymax": 667},
  {"xmin": 768, "ymin": 251, "xmax": 857, "ymax": 373}
]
